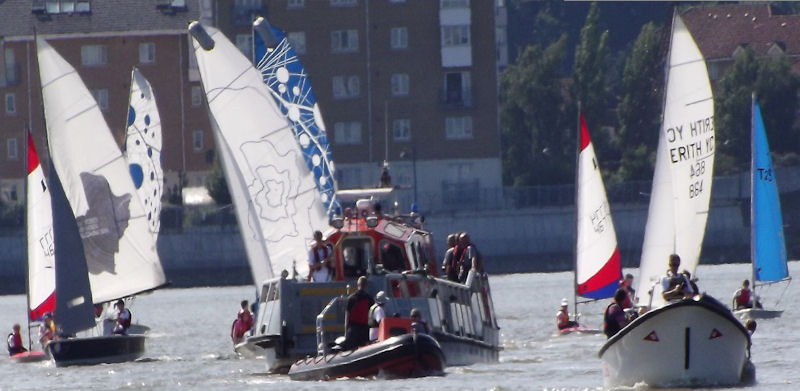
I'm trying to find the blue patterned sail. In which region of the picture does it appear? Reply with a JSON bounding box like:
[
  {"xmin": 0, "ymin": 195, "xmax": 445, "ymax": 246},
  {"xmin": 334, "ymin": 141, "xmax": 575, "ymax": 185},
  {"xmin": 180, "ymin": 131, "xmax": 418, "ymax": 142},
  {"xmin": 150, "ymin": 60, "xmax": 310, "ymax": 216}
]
[
  {"xmin": 751, "ymin": 98, "xmax": 789, "ymax": 283},
  {"xmin": 252, "ymin": 17, "xmax": 339, "ymax": 217}
]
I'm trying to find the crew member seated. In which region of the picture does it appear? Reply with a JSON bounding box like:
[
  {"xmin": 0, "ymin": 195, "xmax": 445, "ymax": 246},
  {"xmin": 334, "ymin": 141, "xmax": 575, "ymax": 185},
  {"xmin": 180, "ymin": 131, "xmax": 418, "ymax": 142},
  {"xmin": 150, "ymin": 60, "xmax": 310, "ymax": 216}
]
[
  {"xmin": 556, "ymin": 298, "xmax": 578, "ymax": 330},
  {"xmin": 661, "ymin": 254, "xmax": 694, "ymax": 302},
  {"xmin": 112, "ymin": 300, "xmax": 132, "ymax": 335},
  {"xmin": 732, "ymin": 279, "xmax": 762, "ymax": 310}
]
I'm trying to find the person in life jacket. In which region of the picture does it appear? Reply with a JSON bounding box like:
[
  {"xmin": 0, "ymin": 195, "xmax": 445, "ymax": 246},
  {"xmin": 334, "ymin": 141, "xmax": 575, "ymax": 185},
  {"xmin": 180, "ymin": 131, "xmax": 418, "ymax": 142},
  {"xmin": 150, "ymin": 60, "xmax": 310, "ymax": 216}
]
[
  {"xmin": 456, "ymin": 232, "xmax": 482, "ymax": 283},
  {"xmin": 441, "ymin": 234, "xmax": 457, "ymax": 276},
  {"xmin": 7, "ymin": 323, "xmax": 27, "ymax": 356},
  {"xmin": 556, "ymin": 298, "xmax": 579, "ymax": 330},
  {"xmin": 308, "ymin": 230, "xmax": 334, "ymax": 282},
  {"xmin": 368, "ymin": 291, "xmax": 389, "ymax": 342},
  {"xmin": 112, "ymin": 300, "xmax": 132, "ymax": 335},
  {"xmin": 603, "ymin": 289, "xmax": 631, "ymax": 338},
  {"xmin": 231, "ymin": 299, "xmax": 254, "ymax": 345},
  {"xmin": 38, "ymin": 313, "xmax": 56, "ymax": 347},
  {"xmin": 343, "ymin": 276, "xmax": 374, "ymax": 350},
  {"xmin": 660, "ymin": 254, "xmax": 694, "ymax": 302},
  {"xmin": 733, "ymin": 279, "xmax": 758, "ymax": 310}
]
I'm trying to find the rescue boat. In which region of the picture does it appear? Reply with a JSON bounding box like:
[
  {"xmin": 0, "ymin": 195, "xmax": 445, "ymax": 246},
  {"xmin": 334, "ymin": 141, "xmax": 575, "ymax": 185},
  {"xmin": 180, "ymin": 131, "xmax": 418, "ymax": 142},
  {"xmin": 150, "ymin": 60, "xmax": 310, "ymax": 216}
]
[{"xmin": 288, "ymin": 316, "xmax": 445, "ymax": 380}]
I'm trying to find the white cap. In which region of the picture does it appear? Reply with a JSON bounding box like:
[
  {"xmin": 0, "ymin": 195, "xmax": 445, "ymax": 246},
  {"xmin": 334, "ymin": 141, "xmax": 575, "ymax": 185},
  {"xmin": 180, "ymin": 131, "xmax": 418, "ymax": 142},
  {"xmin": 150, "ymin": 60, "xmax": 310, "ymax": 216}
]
[
  {"xmin": 561, "ymin": 298, "xmax": 569, "ymax": 307},
  {"xmin": 376, "ymin": 291, "xmax": 389, "ymax": 304}
]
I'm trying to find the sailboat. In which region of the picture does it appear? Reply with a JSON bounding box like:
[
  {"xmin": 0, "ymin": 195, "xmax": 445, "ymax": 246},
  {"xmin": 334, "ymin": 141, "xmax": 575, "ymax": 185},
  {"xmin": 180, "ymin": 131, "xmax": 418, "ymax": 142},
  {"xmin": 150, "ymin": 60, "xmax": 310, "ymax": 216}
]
[
  {"xmin": 9, "ymin": 133, "xmax": 54, "ymax": 363},
  {"xmin": 561, "ymin": 112, "xmax": 621, "ymax": 334},
  {"xmin": 734, "ymin": 95, "xmax": 791, "ymax": 320},
  {"xmin": 599, "ymin": 13, "xmax": 752, "ymax": 388},
  {"xmin": 36, "ymin": 37, "xmax": 167, "ymax": 367}
]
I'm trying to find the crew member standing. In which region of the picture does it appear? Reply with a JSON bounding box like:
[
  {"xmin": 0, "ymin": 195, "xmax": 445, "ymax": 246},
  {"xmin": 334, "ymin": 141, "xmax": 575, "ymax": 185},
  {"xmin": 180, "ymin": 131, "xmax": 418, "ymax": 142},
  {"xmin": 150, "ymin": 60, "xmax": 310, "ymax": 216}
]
[{"xmin": 344, "ymin": 276, "xmax": 374, "ymax": 350}]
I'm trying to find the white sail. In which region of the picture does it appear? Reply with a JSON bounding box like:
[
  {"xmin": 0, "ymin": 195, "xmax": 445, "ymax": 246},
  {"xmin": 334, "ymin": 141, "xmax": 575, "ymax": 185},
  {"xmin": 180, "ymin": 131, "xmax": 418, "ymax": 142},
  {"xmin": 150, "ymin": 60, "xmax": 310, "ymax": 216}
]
[
  {"xmin": 37, "ymin": 38, "xmax": 166, "ymax": 304},
  {"xmin": 124, "ymin": 67, "xmax": 163, "ymax": 235},
  {"xmin": 636, "ymin": 15, "xmax": 715, "ymax": 308},
  {"xmin": 189, "ymin": 23, "xmax": 328, "ymax": 283},
  {"xmin": 26, "ymin": 133, "xmax": 55, "ymax": 321}
]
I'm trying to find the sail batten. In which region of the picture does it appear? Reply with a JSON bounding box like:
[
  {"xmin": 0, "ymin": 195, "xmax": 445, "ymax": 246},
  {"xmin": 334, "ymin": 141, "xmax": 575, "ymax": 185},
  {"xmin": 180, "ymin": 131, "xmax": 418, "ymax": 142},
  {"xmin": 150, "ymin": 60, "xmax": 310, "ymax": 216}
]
[{"xmin": 636, "ymin": 15, "xmax": 715, "ymax": 308}]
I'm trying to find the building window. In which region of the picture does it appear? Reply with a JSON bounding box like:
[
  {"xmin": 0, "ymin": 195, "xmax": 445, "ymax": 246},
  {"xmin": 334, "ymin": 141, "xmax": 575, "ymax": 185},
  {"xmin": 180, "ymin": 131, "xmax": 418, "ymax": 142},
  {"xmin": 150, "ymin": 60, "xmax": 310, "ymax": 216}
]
[
  {"xmin": 330, "ymin": 0, "xmax": 357, "ymax": 6},
  {"xmin": 441, "ymin": 25, "xmax": 470, "ymax": 47},
  {"xmin": 441, "ymin": 0, "xmax": 469, "ymax": 8},
  {"xmin": 443, "ymin": 71, "xmax": 471, "ymax": 106},
  {"xmin": 236, "ymin": 34, "xmax": 253, "ymax": 58},
  {"xmin": 5, "ymin": 93, "xmax": 16, "ymax": 114},
  {"xmin": 390, "ymin": 73, "xmax": 409, "ymax": 97},
  {"xmin": 91, "ymin": 89, "xmax": 109, "ymax": 111},
  {"xmin": 393, "ymin": 119, "xmax": 411, "ymax": 141},
  {"xmin": 232, "ymin": 0, "xmax": 261, "ymax": 25},
  {"xmin": 331, "ymin": 29, "xmax": 359, "ymax": 53},
  {"xmin": 193, "ymin": 130, "xmax": 204, "ymax": 151},
  {"xmin": 332, "ymin": 75, "xmax": 360, "ymax": 99},
  {"xmin": 44, "ymin": 0, "xmax": 91, "ymax": 13},
  {"xmin": 445, "ymin": 116, "xmax": 473, "ymax": 140},
  {"xmin": 4, "ymin": 48, "xmax": 17, "ymax": 85},
  {"xmin": 288, "ymin": 32, "xmax": 306, "ymax": 55},
  {"xmin": 81, "ymin": 45, "xmax": 108, "ymax": 66},
  {"xmin": 191, "ymin": 86, "xmax": 203, "ymax": 107},
  {"xmin": 7, "ymin": 138, "xmax": 18, "ymax": 161},
  {"xmin": 139, "ymin": 43, "xmax": 156, "ymax": 64},
  {"xmin": 390, "ymin": 27, "xmax": 408, "ymax": 50},
  {"xmin": 287, "ymin": 0, "xmax": 304, "ymax": 8},
  {"xmin": 334, "ymin": 121, "xmax": 362, "ymax": 144}
]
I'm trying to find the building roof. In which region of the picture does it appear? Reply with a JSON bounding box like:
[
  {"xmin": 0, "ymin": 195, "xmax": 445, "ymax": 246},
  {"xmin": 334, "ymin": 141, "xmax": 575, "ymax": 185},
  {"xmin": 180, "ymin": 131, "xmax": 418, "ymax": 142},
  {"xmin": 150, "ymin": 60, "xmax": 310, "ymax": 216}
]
[
  {"xmin": 0, "ymin": 0, "xmax": 200, "ymax": 39},
  {"xmin": 682, "ymin": 4, "xmax": 800, "ymax": 61}
]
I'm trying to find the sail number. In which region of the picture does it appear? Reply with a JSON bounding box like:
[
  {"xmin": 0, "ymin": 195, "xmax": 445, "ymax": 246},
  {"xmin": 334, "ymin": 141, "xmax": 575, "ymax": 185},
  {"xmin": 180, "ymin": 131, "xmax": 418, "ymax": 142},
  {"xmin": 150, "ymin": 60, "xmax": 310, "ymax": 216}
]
[
  {"xmin": 689, "ymin": 180, "xmax": 703, "ymax": 198},
  {"xmin": 689, "ymin": 161, "xmax": 706, "ymax": 178}
]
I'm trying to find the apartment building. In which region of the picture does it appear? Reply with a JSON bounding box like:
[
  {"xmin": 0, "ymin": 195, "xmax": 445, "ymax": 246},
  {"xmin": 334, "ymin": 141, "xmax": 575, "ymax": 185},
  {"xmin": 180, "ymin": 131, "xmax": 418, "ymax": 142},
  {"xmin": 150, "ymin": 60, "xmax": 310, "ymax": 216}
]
[
  {"xmin": 215, "ymin": 0, "xmax": 509, "ymax": 209},
  {"xmin": 0, "ymin": 0, "xmax": 213, "ymax": 203}
]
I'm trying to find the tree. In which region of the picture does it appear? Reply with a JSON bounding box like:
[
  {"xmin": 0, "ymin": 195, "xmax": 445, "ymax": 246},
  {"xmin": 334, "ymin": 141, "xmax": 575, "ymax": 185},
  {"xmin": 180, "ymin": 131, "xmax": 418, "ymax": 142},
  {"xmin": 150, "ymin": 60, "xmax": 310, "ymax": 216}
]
[
  {"xmin": 500, "ymin": 35, "xmax": 574, "ymax": 187},
  {"xmin": 573, "ymin": 2, "xmax": 613, "ymax": 158},
  {"xmin": 716, "ymin": 48, "xmax": 800, "ymax": 173},
  {"xmin": 206, "ymin": 156, "xmax": 231, "ymax": 205},
  {"xmin": 615, "ymin": 22, "xmax": 663, "ymax": 182}
]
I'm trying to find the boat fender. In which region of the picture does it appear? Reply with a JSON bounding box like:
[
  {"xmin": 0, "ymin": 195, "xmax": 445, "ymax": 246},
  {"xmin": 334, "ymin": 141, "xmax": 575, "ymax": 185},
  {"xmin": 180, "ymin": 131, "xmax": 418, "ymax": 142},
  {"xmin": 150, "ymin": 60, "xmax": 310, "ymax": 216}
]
[{"xmin": 279, "ymin": 320, "xmax": 288, "ymax": 356}]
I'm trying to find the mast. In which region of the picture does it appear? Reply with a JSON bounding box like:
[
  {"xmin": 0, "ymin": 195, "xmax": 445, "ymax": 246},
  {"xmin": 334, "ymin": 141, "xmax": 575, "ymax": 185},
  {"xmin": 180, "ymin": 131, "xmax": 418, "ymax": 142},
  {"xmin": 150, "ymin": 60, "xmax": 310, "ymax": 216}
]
[
  {"xmin": 23, "ymin": 124, "xmax": 32, "ymax": 350},
  {"xmin": 572, "ymin": 101, "xmax": 580, "ymax": 320},
  {"xmin": 750, "ymin": 92, "xmax": 757, "ymax": 294}
]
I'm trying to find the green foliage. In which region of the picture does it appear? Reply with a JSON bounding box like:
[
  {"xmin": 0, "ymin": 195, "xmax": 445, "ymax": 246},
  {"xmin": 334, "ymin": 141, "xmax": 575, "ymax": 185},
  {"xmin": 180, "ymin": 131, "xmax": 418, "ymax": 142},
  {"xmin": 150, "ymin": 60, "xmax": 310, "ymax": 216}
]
[
  {"xmin": 500, "ymin": 35, "xmax": 574, "ymax": 186},
  {"xmin": 206, "ymin": 157, "xmax": 231, "ymax": 205},
  {"xmin": 715, "ymin": 47, "xmax": 800, "ymax": 173},
  {"xmin": 573, "ymin": 2, "xmax": 614, "ymax": 160},
  {"xmin": 0, "ymin": 202, "xmax": 24, "ymax": 228},
  {"xmin": 615, "ymin": 22, "xmax": 663, "ymax": 181}
]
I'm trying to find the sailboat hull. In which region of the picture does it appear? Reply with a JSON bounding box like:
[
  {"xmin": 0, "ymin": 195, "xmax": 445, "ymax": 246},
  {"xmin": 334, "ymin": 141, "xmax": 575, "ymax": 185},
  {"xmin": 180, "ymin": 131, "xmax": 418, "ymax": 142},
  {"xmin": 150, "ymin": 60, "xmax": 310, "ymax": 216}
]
[
  {"xmin": 46, "ymin": 334, "xmax": 145, "ymax": 367},
  {"xmin": 599, "ymin": 295, "xmax": 751, "ymax": 388},
  {"xmin": 10, "ymin": 350, "xmax": 49, "ymax": 363},
  {"xmin": 734, "ymin": 308, "xmax": 782, "ymax": 320}
]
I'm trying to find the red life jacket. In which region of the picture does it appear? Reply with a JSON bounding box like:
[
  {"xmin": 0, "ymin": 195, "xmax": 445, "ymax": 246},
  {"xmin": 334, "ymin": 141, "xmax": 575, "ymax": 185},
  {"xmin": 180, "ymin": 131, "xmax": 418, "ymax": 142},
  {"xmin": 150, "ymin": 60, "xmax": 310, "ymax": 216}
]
[
  {"xmin": 349, "ymin": 291, "xmax": 372, "ymax": 325},
  {"xmin": 312, "ymin": 244, "xmax": 330, "ymax": 264},
  {"xmin": 736, "ymin": 288, "xmax": 751, "ymax": 307}
]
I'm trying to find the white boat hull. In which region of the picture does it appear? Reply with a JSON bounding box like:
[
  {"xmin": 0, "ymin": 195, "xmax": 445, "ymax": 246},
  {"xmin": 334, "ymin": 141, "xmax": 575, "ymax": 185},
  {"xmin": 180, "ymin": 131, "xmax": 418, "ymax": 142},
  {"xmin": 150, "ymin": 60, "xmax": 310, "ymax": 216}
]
[
  {"xmin": 734, "ymin": 308, "xmax": 783, "ymax": 320},
  {"xmin": 599, "ymin": 295, "xmax": 751, "ymax": 388}
]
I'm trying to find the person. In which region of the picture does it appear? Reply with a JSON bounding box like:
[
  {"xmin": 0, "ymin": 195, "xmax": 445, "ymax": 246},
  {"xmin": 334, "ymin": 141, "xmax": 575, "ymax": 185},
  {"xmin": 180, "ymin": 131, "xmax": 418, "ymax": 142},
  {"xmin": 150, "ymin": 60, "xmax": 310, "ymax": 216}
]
[
  {"xmin": 603, "ymin": 289, "xmax": 631, "ymax": 338},
  {"xmin": 410, "ymin": 308, "xmax": 430, "ymax": 334},
  {"xmin": 682, "ymin": 270, "xmax": 699, "ymax": 293},
  {"xmin": 732, "ymin": 279, "xmax": 757, "ymax": 310},
  {"xmin": 38, "ymin": 313, "xmax": 55, "ymax": 347},
  {"xmin": 368, "ymin": 291, "xmax": 389, "ymax": 341},
  {"xmin": 379, "ymin": 163, "xmax": 392, "ymax": 187},
  {"xmin": 661, "ymin": 254, "xmax": 694, "ymax": 302},
  {"xmin": 619, "ymin": 273, "xmax": 636, "ymax": 308},
  {"xmin": 556, "ymin": 298, "xmax": 579, "ymax": 330},
  {"xmin": 112, "ymin": 299, "xmax": 132, "ymax": 335},
  {"xmin": 7, "ymin": 324, "xmax": 26, "ymax": 356},
  {"xmin": 308, "ymin": 230, "xmax": 334, "ymax": 282},
  {"xmin": 457, "ymin": 232, "xmax": 481, "ymax": 283},
  {"xmin": 745, "ymin": 319, "xmax": 757, "ymax": 334},
  {"xmin": 231, "ymin": 300, "xmax": 254, "ymax": 345},
  {"xmin": 441, "ymin": 233, "xmax": 457, "ymax": 277},
  {"xmin": 381, "ymin": 243, "xmax": 405, "ymax": 272},
  {"xmin": 344, "ymin": 276, "xmax": 374, "ymax": 350}
]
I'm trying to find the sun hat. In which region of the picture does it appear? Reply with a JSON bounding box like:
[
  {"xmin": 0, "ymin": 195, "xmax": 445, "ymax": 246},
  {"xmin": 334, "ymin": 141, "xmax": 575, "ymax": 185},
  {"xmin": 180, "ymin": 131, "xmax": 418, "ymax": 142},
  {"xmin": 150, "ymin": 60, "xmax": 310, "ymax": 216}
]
[{"xmin": 560, "ymin": 298, "xmax": 569, "ymax": 307}]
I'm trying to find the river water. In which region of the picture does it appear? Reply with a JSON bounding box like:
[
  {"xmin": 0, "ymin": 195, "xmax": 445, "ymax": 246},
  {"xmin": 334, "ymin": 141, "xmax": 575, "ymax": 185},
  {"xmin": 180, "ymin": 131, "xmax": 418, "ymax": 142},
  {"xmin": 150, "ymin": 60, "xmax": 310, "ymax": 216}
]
[{"xmin": 1, "ymin": 262, "xmax": 798, "ymax": 390}]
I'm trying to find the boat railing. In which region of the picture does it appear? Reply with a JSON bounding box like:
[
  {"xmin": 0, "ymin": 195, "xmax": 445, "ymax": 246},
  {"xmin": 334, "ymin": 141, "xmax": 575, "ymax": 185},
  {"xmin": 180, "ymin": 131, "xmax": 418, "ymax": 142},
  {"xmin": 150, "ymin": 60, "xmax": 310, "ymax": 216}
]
[{"xmin": 315, "ymin": 295, "xmax": 347, "ymax": 356}]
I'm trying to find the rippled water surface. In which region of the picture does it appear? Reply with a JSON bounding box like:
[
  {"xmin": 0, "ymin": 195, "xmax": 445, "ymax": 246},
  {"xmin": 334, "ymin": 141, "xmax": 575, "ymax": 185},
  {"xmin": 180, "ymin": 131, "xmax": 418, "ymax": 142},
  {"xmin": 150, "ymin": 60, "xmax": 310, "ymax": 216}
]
[{"xmin": 1, "ymin": 262, "xmax": 798, "ymax": 390}]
